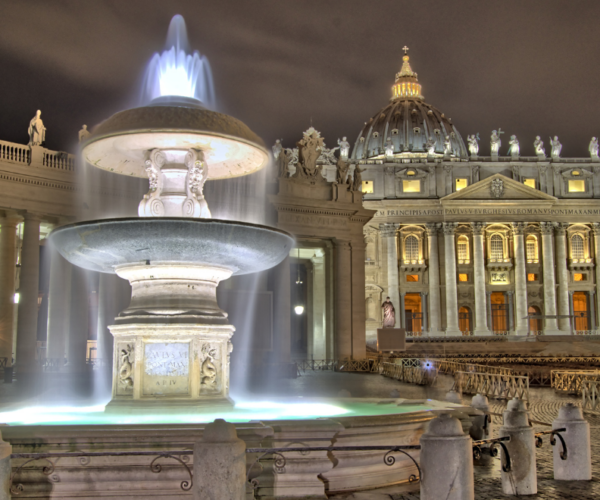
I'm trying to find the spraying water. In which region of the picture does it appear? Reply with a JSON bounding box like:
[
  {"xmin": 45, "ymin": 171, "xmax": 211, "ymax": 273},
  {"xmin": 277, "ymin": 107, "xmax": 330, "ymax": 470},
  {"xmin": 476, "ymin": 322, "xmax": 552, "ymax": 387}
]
[{"xmin": 140, "ymin": 14, "xmax": 216, "ymax": 108}]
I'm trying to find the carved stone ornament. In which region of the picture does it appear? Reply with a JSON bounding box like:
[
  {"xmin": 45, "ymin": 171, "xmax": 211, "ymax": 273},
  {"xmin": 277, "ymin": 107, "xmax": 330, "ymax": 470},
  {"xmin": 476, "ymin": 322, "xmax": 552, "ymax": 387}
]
[
  {"xmin": 119, "ymin": 344, "xmax": 134, "ymax": 389},
  {"xmin": 592, "ymin": 222, "xmax": 600, "ymax": 236},
  {"xmin": 511, "ymin": 222, "xmax": 527, "ymax": 235},
  {"xmin": 200, "ymin": 343, "xmax": 218, "ymax": 389},
  {"xmin": 441, "ymin": 222, "xmax": 457, "ymax": 235},
  {"xmin": 471, "ymin": 222, "xmax": 486, "ymax": 236},
  {"xmin": 490, "ymin": 178, "xmax": 504, "ymax": 198},
  {"xmin": 424, "ymin": 223, "xmax": 439, "ymax": 236},
  {"xmin": 539, "ymin": 222, "xmax": 554, "ymax": 235},
  {"xmin": 379, "ymin": 223, "xmax": 398, "ymax": 238},
  {"xmin": 553, "ymin": 222, "xmax": 569, "ymax": 235}
]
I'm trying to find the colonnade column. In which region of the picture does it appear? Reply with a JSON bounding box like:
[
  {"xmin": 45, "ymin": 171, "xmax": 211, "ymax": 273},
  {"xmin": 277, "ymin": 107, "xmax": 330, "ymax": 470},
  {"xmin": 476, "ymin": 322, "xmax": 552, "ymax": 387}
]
[
  {"xmin": 0, "ymin": 214, "xmax": 20, "ymax": 363},
  {"xmin": 442, "ymin": 222, "xmax": 461, "ymax": 335},
  {"xmin": 273, "ymin": 255, "xmax": 291, "ymax": 364},
  {"xmin": 554, "ymin": 223, "xmax": 571, "ymax": 331},
  {"xmin": 540, "ymin": 222, "xmax": 560, "ymax": 333},
  {"xmin": 15, "ymin": 212, "xmax": 41, "ymax": 378},
  {"xmin": 425, "ymin": 223, "xmax": 441, "ymax": 335},
  {"xmin": 311, "ymin": 254, "xmax": 326, "ymax": 359},
  {"xmin": 66, "ymin": 266, "xmax": 89, "ymax": 373},
  {"xmin": 568, "ymin": 291, "xmax": 575, "ymax": 334},
  {"xmin": 380, "ymin": 223, "xmax": 400, "ymax": 328},
  {"xmin": 511, "ymin": 222, "xmax": 529, "ymax": 335},
  {"xmin": 592, "ymin": 224, "xmax": 600, "ymax": 333},
  {"xmin": 46, "ymin": 247, "xmax": 72, "ymax": 364},
  {"xmin": 421, "ymin": 292, "xmax": 428, "ymax": 333},
  {"xmin": 590, "ymin": 290, "xmax": 596, "ymax": 331},
  {"xmin": 350, "ymin": 238, "xmax": 366, "ymax": 359},
  {"xmin": 334, "ymin": 240, "xmax": 352, "ymax": 359},
  {"xmin": 471, "ymin": 222, "xmax": 489, "ymax": 334}
]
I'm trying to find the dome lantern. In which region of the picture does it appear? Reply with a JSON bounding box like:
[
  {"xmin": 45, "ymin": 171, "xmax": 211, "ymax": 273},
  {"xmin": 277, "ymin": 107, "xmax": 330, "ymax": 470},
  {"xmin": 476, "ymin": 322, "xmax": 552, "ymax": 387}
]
[{"xmin": 392, "ymin": 47, "xmax": 423, "ymax": 100}]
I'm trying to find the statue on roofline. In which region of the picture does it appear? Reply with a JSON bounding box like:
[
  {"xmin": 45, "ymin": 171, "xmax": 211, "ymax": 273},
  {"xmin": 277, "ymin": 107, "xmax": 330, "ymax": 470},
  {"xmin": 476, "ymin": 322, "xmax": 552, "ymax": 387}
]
[
  {"xmin": 385, "ymin": 137, "xmax": 394, "ymax": 157},
  {"xmin": 337, "ymin": 136, "xmax": 350, "ymax": 158},
  {"xmin": 28, "ymin": 110, "xmax": 46, "ymax": 146},
  {"xmin": 490, "ymin": 129, "xmax": 504, "ymax": 155},
  {"xmin": 425, "ymin": 136, "xmax": 436, "ymax": 155},
  {"xmin": 277, "ymin": 148, "xmax": 291, "ymax": 178},
  {"xmin": 352, "ymin": 164, "xmax": 364, "ymax": 191},
  {"xmin": 335, "ymin": 154, "xmax": 350, "ymax": 185},
  {"xmin": 443, "ymin": 135, "xmax": 453, "ymax": 156},
  {"xmin": 507, "ymin": 135, "xmax": 520, "ymax": 157},
  {"xmin": 534, "ymin": 136, "xmax": 546, "ymax": 158},
  {"xmin": 550, "ymin": 136, "xmax": 562, "ymax": 159},
  {"xmin": 78, "ymin": 124, "xmax": 90, "ymax": 143},
  {"xmin": 590, "ymin": 137, "xmax": 599, "ymax": 161},
  {"xmin": 467, "ymin": 134, "xmax": 480, "ymax": 156},
  {"xmin": 293, "ymin": 127, "xmax": 325, "ymax": 180},
  {"xmin": 272, "ymin": 139, "xmax": 283, "ymax": 159}
]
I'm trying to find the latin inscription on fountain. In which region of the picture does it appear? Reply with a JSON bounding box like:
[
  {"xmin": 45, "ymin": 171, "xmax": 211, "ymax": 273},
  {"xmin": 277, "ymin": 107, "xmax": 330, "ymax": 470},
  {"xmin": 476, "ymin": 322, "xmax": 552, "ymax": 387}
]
[{"xmin": 143, "ymin": 343, "xmax": 190, "ymax": 396}]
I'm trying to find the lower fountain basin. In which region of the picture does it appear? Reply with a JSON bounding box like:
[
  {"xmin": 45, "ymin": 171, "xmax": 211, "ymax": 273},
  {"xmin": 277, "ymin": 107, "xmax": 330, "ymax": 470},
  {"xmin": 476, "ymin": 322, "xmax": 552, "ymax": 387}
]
[{"xmin": 48, "ymin": 217, "xmax": 294, "ymax": 275}]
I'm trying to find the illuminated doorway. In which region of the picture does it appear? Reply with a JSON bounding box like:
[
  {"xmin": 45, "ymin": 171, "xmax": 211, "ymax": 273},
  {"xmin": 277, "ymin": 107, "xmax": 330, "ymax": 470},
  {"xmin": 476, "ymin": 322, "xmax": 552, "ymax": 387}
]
[
  {"xmin": 404, "ymin": 293, "xmax": 422, "ymax": 334},
  {"xmin": 491, "ymin": 292, "xmax": 508, "ymax": 333},
  {"xmin": 459, "ymin": 306, "xmax": 472, "ymax": 335},
  {"xmin": 573, "ymin": 291, "xmax": 589, "ymax": 331},
  {"xmin": 528, "ymin": 305, "xmax": 542, "ymax": 333}
]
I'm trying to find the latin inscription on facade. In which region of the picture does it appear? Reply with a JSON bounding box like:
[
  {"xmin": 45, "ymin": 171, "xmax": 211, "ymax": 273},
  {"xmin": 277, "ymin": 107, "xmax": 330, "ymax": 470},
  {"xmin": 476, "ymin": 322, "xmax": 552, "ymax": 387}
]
[
  {"xmin": 490, "ymin": 272, "xmax": 509, "ymax": 284},
  {"xmin": 143, "ymin": 342, "xmax": 190, "ymax": 396},
  {"xmin": 375, "ymin": 208, "xmax": 600, "ymax": 218},
  {"xmin": 280, "ymin": 213, "xmax": 349, "ymax": 228}
]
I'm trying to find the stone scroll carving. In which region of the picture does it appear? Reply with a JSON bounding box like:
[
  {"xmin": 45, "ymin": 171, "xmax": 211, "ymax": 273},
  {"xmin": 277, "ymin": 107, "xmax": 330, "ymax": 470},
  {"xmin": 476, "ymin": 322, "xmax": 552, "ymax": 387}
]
[
  {"xmin": 119, "ymin": 344, "xmax": 134, "ymax": 390},
  {"xmin": 184, "ymin": 149, "xmax": 211, "ymax": 218},
  {"xmin": 139, "ymin": 149, "xmax": 166, "ymax": 216},
  {"xmin": 200, "ymin": 343, "xmax": 218, "ymax": 390}
]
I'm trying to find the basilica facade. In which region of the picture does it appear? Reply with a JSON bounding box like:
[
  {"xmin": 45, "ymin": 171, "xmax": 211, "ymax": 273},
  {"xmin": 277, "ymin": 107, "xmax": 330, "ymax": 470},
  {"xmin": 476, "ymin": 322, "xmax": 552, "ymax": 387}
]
[{"xmin": 353, "ymin": 52, "xmax": 600, "ymax": 344}]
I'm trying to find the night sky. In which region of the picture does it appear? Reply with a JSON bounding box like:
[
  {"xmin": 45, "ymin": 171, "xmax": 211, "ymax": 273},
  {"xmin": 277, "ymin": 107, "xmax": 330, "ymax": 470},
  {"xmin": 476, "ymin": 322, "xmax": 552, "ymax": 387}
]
[{"xmin": 1, "ymin": 1, "xmax": 599, "ymax": 158}]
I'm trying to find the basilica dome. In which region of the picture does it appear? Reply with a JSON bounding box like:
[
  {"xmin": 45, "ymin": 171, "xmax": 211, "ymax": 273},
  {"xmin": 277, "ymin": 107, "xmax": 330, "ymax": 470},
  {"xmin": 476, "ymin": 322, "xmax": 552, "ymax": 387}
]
[{"xmin": 351, "ymin": 51, "xmax": 468, "ymax": 160}]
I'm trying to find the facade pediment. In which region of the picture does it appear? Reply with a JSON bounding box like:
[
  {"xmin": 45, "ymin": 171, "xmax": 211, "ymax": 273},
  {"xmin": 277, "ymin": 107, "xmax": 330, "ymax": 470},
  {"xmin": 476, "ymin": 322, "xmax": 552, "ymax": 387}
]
[{"xmin": 441, "ymin": 174, "xmax": 557, "ymax": 203}]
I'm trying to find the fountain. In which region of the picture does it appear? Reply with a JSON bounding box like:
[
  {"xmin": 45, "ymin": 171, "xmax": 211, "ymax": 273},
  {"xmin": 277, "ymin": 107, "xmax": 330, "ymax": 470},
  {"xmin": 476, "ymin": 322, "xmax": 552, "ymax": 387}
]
[{"xmin": 49, "ymin": 16, "xmax": 293, "ymax": 413}]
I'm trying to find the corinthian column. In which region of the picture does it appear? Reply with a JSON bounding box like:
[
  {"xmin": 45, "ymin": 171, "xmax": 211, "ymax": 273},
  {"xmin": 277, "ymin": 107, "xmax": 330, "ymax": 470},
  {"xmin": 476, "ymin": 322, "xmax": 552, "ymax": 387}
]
[
  {"xmin": 442, "ymin": 222, "xmax": 461, "ymax": 335},
  {"xmin": 15, "ymin": 212, "xmax": 42, "ymax": 378},
  {"xmin": 425, "ymin": 223, "xmax": 441, "ymax": 335},
  {"xmin": 554, "ymin": 223, "xmax": 571, "ymax": 331},
  {"xmin": 511, "ymin": 222, "xmax": 529, "ymax": 335},
  {"xmin": 540, "ymin": 222, "xmax": 560, "ymax": 333},
  {"xmin": 471, "ymin": 222, "xmax": 489, "ymax": 334},
  {"xmin": 0, "ymin": 214, "xmax": 20, "ymax": 363},
  {"xmin": 335, "ymin": 240, "xmax": 352, "ymax": 358},
  {"xmin": 592, "ymin": 224, "xmax": 600, "ymax": 333},
  {"xmin": 380, "ymin": 223, "xmax": 400, "ymax": 328}
]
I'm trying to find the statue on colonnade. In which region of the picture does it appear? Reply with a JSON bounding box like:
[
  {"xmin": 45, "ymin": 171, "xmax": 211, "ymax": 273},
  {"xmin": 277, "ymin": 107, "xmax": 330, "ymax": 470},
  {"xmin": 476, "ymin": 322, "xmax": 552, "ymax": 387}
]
[
  {"xmin": 28, "ymin": 110, "xmax": 46, "ymax": 146},
  {"xmin": 381, "ymin": 297, "xmax": 396, "ymax": 328},
  {"xmin": 78, "ymin": 124, "xmax": 91, "ymax": 143},
  {"xmin": 534, "ymin": 136, "xmax": 546, "ymax": 158},
  {"xmin": 590, "ymin": 137, "xmax": 599, "ymax": 161},
  {"xmin": 490, "ymin": 129, "xmax": 504, "ymax": 156},
  {"xmin": 507, "ymin": 135, "xmax": 520, "ymax": 157},
  {"xmin": 467, "ymin": 133, "xmax": 480, "ymax": 156},
  {"xmin": 293, "ymin": 127, "xmax": 325, "ymax": 180},
  {"xmin": 550, "ymin": 136, "xmax": 562, "ymax": 159},
  {"xmin": 337, "ymin": 136, "xmax": 350, "ymax": 159}
]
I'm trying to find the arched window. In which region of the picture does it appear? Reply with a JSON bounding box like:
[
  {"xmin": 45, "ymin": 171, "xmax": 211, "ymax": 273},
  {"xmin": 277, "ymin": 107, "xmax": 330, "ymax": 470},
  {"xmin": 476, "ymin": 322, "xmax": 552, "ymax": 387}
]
[
  {"xmin": 526, "ymin": 235, "xmax": 538, "ymax": 262},
  {"xmin": 571, "ymin": 234, "xmax": 585, "ymax": 259},
  {"xmin": 457, "ymin": 235, "xmax": 469, "ymax": 263},
  {"xmin": 490, "ymin": 234, "xmax": 504, "ymax": 260},
  {"xmin": 405, "ymin": 235, "xmax": 419, "ymax": 261}
]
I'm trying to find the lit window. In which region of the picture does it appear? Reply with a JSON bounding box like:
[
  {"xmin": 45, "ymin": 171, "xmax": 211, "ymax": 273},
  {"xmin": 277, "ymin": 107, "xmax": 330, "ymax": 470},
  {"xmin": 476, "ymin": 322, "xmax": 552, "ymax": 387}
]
[
  {"xmin": 490, "ymin": 234, "xmax": 504, "ymax": 260},
  {"xmin": 574, "ymin": 273, "xmax": 586, "ymax": 282},
  {"xmin": 405, "ymin": 235, "xmax": 419, "ymax": 261},
  {"xmin": 455, "ymin": 178, "xmax": 468, "ymax": 191},
  {"xmin": 362, "ymin": 180, "xmax": 374, "ymax": 194},
  {"xmin": 569, "ymin": 180, "xmax": 586, "ymax": 192},
  {"xmin": 403, "ymin": 180, "xmax": 421, "ymax": 193},
  {"xmin": 526, "ymin": 235, "xmax": 538, "ymax": 261},
  {"xmin": 406, "ymin": 274, "xmax": 419, "ymax": 282},
  {"xmin": 523, "ymin": 178, "xmax": 536, "ymax": 189},
  {"xmin": 459, "ymin": 273, "xmax": 468, "ymax": 282},
  {"xmin": 457, "ymin": 235, "xmax": 469, "ymax": 262},
  {"xmin": 571, "ymin": 234, "xmax": 585, "ymax": 259},
  {"xmin": 527, "ymin": 273, "xmax": 538, "ymax": 282},
  {"xmin": 406, "ymin": 170, "xmax": 416, "ymax": 176}
]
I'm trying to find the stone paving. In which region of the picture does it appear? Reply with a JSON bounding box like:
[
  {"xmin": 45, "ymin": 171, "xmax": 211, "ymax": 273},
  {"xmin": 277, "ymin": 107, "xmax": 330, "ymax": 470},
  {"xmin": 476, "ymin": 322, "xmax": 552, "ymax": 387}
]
[{"xmin": 258, "ymin": 371, "xmax": 600, "ymax": 500}]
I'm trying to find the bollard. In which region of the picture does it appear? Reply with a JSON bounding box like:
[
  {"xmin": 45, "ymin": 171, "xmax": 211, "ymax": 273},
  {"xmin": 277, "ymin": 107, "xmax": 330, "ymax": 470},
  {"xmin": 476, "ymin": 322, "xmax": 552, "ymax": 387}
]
[
  {"xmin": 499, "ymin": 398, "xmax": 537, "ymax": 495},
  {"xmin": 420, "ymin": 413, "xmax": 474, "ymax": 500},
  {"xmin": 552, "ymin": 403, "xmax": 591, "ymax": 480},
  {"xmin": 445, "ymin": 390, "xmax": 462, "ymax": 404},
  {"xmin": 470, "ymin": 394, "xmax": 493, "ymax": 466},
  {"xmin": 194, "ymin": 419, "xmax": 246, "ymax": 500},
  {"xmin": 0, "ymin": 429, "xmax": 11, "ymax": 500}
]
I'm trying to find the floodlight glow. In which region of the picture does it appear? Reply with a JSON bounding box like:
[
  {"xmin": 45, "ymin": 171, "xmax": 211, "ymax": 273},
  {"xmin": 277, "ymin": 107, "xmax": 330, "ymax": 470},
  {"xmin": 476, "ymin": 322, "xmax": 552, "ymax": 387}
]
[
  {"xmin": 159, "ymin": 60, "xmax": 195, "ymax": 98},
  {"xmin": 13, "ymin": 293, "xmax": 19, "ymax": 304},
  {"xmin": 294, "ymin": 305, "xmax": 304, "ymax": 315}
]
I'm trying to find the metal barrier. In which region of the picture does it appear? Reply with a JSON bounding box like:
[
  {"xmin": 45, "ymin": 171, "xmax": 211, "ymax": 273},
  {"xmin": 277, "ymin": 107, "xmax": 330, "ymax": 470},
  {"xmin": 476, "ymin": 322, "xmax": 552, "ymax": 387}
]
[
  {"xmin": 380, "ymin": 362, "xmax": 438, "ymax": 385},
  {"xmin": 453, "ymin": 371, "xmax": 529, "ymax": 401},
  {"xmin": 551, "ymin": 370, "xmax": 600, "ymax": 394},
  {"xmin": 582, "ymin": 379, "xmax": 600, "ymax": 410}
]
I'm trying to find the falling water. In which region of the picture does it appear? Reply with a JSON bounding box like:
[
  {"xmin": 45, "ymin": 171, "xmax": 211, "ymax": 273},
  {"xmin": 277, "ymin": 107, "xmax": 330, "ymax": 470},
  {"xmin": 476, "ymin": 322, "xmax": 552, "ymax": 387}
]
[{"xmin": 140, "ymin": 14, "xmax": 216, "ymax": 108}]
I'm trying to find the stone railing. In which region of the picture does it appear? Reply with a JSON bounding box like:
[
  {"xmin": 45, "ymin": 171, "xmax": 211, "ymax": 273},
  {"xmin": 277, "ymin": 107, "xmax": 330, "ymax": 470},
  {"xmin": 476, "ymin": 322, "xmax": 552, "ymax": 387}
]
[
  {"xmin": 551, "ymin": 370, "xmax": 600, "ymax": 394},
  {"xmin": 453, "ymin": 371, "xmax": 529, "ymax": 401},
  {"xmin": 426, "ymin": 359, "xmax": 514, "ymax": 377},
  {"xmin": 0, "ymin": 140, "xmax": 30, "ymax": 164},
  {"xmin": 0, "ymin": 139, "xmax": 75, "ymax": 171}
]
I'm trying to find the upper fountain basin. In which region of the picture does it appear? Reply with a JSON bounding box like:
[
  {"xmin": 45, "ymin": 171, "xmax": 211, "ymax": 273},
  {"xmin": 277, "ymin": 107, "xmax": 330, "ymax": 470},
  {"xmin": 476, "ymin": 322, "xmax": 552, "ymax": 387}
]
[
  {"xmin": 49, "ymin": 218, "xmax": 294, "ymax": 275},
  {"xmin": 82, "ymin": 98, "xmax": 269, "ymax": 180}
]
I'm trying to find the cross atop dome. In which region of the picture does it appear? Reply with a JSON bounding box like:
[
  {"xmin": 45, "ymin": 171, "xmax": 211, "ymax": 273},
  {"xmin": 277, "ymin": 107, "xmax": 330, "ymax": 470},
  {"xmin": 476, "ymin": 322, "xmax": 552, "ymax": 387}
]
[{"xmin": 392, "ymin": 47, "xmax": 423, "ymax": 100}]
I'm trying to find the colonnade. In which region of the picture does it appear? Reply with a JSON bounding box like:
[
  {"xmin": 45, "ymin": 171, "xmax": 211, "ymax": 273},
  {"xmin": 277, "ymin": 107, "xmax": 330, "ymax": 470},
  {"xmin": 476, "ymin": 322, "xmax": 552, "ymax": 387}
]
[
  {"xmin": 380, "ymin": 221, "xmax": 600, "ymax": 336},
  {"xmin": 0, "ymin": 213, "xmax": 131, "ymax": 376}
]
